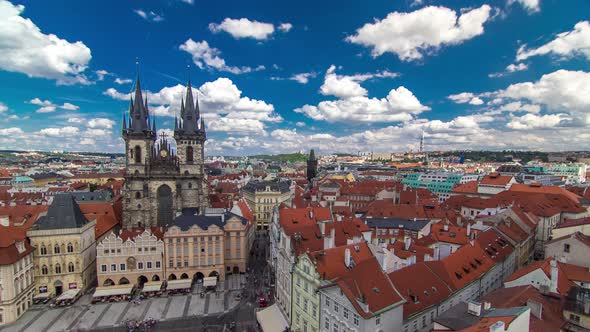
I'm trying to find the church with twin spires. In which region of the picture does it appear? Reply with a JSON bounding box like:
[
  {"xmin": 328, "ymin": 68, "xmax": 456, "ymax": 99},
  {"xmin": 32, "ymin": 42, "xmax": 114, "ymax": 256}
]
[{"xmin": 122, "ymin": 75, "xmax": 209, "ymax": 229}]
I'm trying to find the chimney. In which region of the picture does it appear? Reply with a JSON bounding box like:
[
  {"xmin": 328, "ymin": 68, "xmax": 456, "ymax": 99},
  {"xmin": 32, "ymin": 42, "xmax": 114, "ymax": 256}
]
[
  {"xmin": 0, "ymin": 216, "xmax": 9, "ymax": 227},
  {"xmin": 489, "ymin": 321, "xmax": 505, "ymax": 332},
  {"xmin": 526, "ymin": 299, "xmax": 543, "ymax": 319},
  {"xmin": 345, "ymin": 248, "xmax": 351, "ymax": 268},
  {"xmin": 320, "ymin": 222, "xmax": 326, "ymax": 235},
  {"xmin": 550, "ymin": 259, "xmax": 558, "ymax": 293},
  {"xmin": 444, "ymin": 224, "xmax": 449, "ymax": 232},
  {"xmin": 404, "ymin": 237, "xmax": 411, "ymax": 250},
  {"xmin": 309, "ymin": 210, "xmax": 314, "ymax": 220},
  {"xmin": 434, "ymin": 247, "xmax": 440, "ymax": 260},
  {"xmin": 467, "ymin": 301, "xmax": 482, "ymax": 316},
  {"xmin": 467, "ymin": 223, "xmax": 471, "ymax": 237},
  {"xmin": 337, "ymin": 215, "xmax": 343, "ymax": 222},
  {"xmin": 483, "ymin": 302, "xmax": 491, "ymax": 310}
]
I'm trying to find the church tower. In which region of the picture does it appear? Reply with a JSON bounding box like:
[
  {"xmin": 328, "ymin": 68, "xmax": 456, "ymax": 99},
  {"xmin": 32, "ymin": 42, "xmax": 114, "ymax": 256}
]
[
  {"xmin": 122, "ymin": 73, "xmax": 208, "ymax": 229},
  {"xmin": 307, "ymin": 149, "xmax": 318, "ymax": 181},
  {"xmin": 174, "ymin": 78, "xmax": 209, "ymax": 214}
]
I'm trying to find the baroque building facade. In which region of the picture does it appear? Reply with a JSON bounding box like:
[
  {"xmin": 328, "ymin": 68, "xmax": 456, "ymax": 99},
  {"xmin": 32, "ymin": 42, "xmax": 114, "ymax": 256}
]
[{"xmin": 122, "ymin": 77, "xmax": 208, "ymax": 228}]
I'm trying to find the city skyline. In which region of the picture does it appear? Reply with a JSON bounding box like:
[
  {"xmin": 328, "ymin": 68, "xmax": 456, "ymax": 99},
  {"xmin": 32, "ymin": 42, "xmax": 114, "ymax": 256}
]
[{"xmin": 0, "ymin": 0, "xmax": 589, "ymax": 155}]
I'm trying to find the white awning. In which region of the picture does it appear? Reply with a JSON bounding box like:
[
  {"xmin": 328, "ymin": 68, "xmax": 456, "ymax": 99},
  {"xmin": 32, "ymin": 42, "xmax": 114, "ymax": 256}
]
[
  {"xmin": 56, "ymin": 288, "xmax": 81, "ymax": 301},
  {"xmin": 166, "ymin": 279, "xmax": 192, "ymax": 290},
  {"xmin": 203, "ymin": 277, "xmax": 217, "ymax": 287},
  {"xmin": 142, "ymin": 281, "xmax": 163, "ymax": 293},
  {"xmin": 93, "ymin": 285, "xmax": 134, "ymax": 298},
  {"xmin": 34, "ymin": 292, "xmax": 50, "ymax": 299},
  {"xmin": 256, "ymin": 303, "xmax": 289, "ymax": 332}
]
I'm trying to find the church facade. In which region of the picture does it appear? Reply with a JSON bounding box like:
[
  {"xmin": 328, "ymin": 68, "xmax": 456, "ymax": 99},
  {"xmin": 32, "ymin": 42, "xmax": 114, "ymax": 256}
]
[{"xmin": 122, "ymin": 76, "xmax": 208, "ymax": 229}]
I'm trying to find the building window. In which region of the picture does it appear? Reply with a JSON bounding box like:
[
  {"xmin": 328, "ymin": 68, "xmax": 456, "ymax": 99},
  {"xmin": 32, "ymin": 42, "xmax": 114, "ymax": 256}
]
[
  {"xmin": 41, "ymin": 265, "xmax": 48, "ymax": 275},
  {"xmin": 169, "ymin": 260, "xmax": 173, "ymax": 268},
  {"xmin": 564, "ymin": 244, "xmax": 570, "ymax": 253},
  {"xmin": 40, "ymin": 245, "xmax": 47, "ymax": 255},
  {"xmin": 134, "ymin": 146, "xmax": 141, "ymax": 163},
  {"xmin": 138, "ymin": 262, "xmax": 144, "ymax": 269},
  {"xmin": 325, "ymin": 317, "xmax": 330, "ymax": 330},
  {"xmin": 303, "ymin": 299, "xmax": 308, "ymax": 312},
  {"xmin": 68, "ymin": 263, "xmax": 74, "ymax": 273},
  {"xmin": 111, "ymin": 264, "xmax": 116, "ymax": 272},
  {"xmin": 67, "ymin": 243, "xmax": 74, "ymax": 253},
  {"xmin": 120, "ymin": 264, "xmax": 126, "ymax": 271},
  {"xmin": 156, "ymin": 261, "xmax": 161, "ymax": 268},
  {"xmin": 422, "ymin": 316, "xmax": 426, "ymax": 328},
  {"xmin": 55, "ymin": 264, "xmax": 61, "ymax": 274},
  {"xmin": 101, "ymin": 265, "xmax": 107, "ymax": 272},
  {"xmin": 334, "ymin": 302, "xmax": 339, "ymax": 313},
  {"xmin": 353, "ymin": 314, "xmax": 359, "ymax": 326},
  {"xmin": 147, "ymin": 262, "xmax": 152, "ymax": 269},
  {"xmin": 325, "ymin": 297, "xmax": 330, "ymax": 308},
  {"xmin": 54, "ymin": 244, "xmax": 60, "ymax": 254},
  {"xmin": 333, "ymin": 323, "xmax": 339, "ymax": 332},
  {"xmin": 343, "ymin": 308, "xmax": 349, "ymax": 319}
]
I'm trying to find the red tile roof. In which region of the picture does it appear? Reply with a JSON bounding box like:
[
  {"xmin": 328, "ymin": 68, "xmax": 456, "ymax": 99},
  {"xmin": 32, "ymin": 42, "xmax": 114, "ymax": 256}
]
[
  {"xmin": 431, "ymin": 223, "xmax": 470, "ymax": 245},
  {"xmin": 510, "ymin": 183, "xmax": 581, "ymax": 203},
  {"xmin": 504, "ymin": 258, "xmax": 581, "ymax": 295},
  {"xmin": 546, "ymin": 231, "xmax": 590, "ymax": 248},
  {"xmin": 481, "ymin": 285, "xmax": 565, "ymax": 332},
  {"xmin": 365, "ymin": 201, "xmax": 429, "ymax": 219},
  {"xmin": 480, "ymin": 173, "xmax": 514, "ymax": 186},
  {"xmin": 452, "ymin": 181, "xmax": 479, "ymax": 194},
  {"xmin": 318, "ymin": 242, "xmax": 405, "ymax": 318},
  {"xmin": 425, "ymin": 242, "xmax": 496, "ymax": 291},
  {"xmin": 554, "ymin": 217, "xmax": 590, "ymax": 229},
  {"xmin": 0, "ymin": 205, "xmax": 48, "ymax": 265},
  {"xmin": 388, "ymin": 240, "xmax": 434, "ymax": 262},
  {"xmin": 78, "ymin": 202, "xmax": 121, "ymax": 239},
  {"xmin": 389, "ymin": 262, "xmax": 453, "ymax": 319}
]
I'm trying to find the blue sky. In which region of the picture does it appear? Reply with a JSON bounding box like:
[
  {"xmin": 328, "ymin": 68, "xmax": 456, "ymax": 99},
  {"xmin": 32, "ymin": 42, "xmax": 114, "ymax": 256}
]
[{"xmin": 0, "ymin": 0, "xmax": 588, "ymax": 155}]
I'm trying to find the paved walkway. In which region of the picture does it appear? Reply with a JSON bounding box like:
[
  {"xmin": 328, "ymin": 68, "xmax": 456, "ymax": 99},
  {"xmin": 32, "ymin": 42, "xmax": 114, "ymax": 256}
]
[{"xmin": 0, "ymin": 274, "xmax": 245, "ymax": 332}]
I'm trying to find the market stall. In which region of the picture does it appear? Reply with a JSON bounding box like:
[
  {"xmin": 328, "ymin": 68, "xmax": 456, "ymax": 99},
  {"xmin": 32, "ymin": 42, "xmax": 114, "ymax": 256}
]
[
  {"xmin": 256, "ymin": 303, "xmax": 289, "ymax": 332},
  {"xmin": 203, "ymin": 277, "xmax": 217, "ymax": 289},
  {"xmin": 53, "ymin": 289, "xmax": 81, "ymax": 306},
  {"xmin": 92, "ymin": 284, "xmax": 134, "ymax": 303},
  {"xmin": 141, "ymin": 281, "xmax": 163, "ymax": 297},
  {"xmin": 165, "ymin": 279, "xmax": 192, "ymax": 295}
]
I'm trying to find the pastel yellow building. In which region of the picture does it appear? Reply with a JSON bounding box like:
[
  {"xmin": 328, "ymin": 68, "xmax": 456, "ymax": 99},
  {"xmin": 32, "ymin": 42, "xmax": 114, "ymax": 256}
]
[{"xmin": 164, "ymin": 209, "xmax": 253, "ymax": 282}]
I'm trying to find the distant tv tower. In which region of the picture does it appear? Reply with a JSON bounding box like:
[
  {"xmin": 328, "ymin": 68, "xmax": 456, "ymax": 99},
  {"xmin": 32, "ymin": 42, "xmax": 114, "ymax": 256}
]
[{"xmin": 419, "ymin": 130, "xmax": 425, "ymax": 153}]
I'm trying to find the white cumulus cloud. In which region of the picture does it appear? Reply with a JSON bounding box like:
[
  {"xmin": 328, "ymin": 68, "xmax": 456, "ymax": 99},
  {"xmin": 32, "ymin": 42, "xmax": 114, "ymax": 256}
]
[
  {"xmin": 87, "ymin": 118, "xmax": 116, "ymax": 129},
  {"xmin": 39, "ymin": 126, "xmax": 79, "ymax": 137},
  {"xmin": 0, "ymin": 0, "xmax": 92, "ymax": 84},
  {"xmin": 179, "ymin": 39, "xmax": 264, "ymax": 74},
  {"xmin": 209, "ymin": 18, "xmax": 275, "ymax": 40},
  {"xmin": 517, "ymin": 21, "xmax": 590, "ymax": 61},
  {"xmin": 346, "ymin": 5, "xmax": 492, "ymax": 61}
]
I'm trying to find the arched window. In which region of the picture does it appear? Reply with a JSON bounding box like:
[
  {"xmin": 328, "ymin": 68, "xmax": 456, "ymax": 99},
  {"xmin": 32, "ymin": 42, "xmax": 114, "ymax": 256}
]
[
  {"xmin": 40, "ymin": 245, "xmax": 47, "ymax": 255},
  {"xmin": 67, "ymin": 243, "xmax": 74, "ymax": 253},
  {"xmin": 68, "ymin": 263, "xmax": 74, "ymax": 273},
  {"xmin": 188, "ymin": 182, "xmax": 192, "ymax": 189},
  {"xmin": 41, "ymin": 265, "xmax": 48, "ymax": 275},
  {"xmin": 55, "ymin": 264, "xmax": 61, "ymax": 274},
  {"xmin": 135, "ymin": 192, "xmax": 141, "ymax": 199},
  {"xmin": 186, "ymin": 146, "xmax": 194, "ymax": 163},
  {"xmin": 134, "ymin": 146, "xmax": 142, "ymax": 163},
  {"xmin": 54, "ymin": 244, "xmax": 60, "ymax": 254}
]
